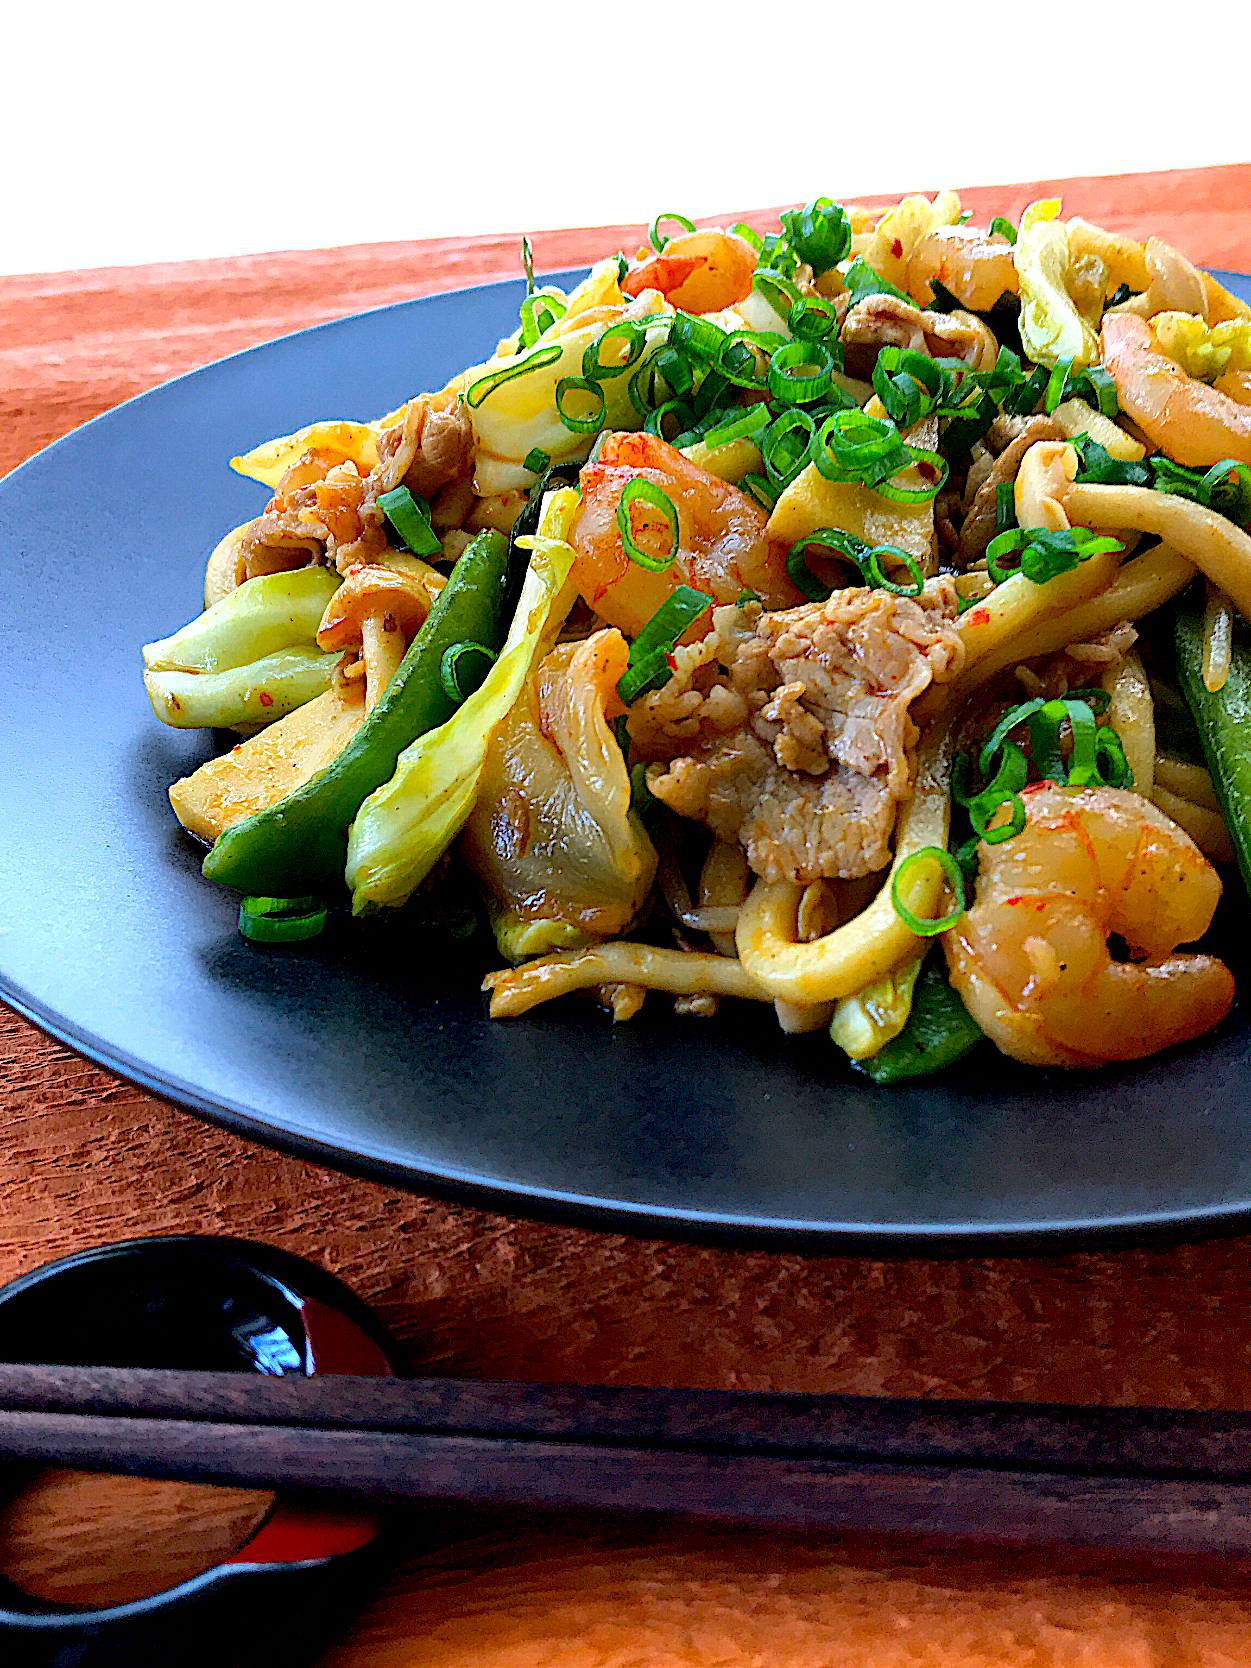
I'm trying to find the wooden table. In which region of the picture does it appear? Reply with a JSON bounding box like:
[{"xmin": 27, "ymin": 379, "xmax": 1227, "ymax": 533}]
[{"xmin": 6, "ymin": 165, "xmax": 1251, "ymax": 1666}]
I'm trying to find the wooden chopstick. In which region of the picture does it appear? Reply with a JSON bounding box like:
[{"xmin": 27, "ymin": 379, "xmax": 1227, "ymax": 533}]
[
  {"xmin": 5, "ymin": 1366, "xmax": 1251, "ymax": 1563},
  {"xmin": 3, "ymin": 1364, "xmax": 1251, "ymax": 1477}
]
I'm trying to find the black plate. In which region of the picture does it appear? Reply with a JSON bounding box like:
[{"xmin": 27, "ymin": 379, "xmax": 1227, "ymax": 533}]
[{"xmin": 4, "ymin": 266, "xmax": 1251, "ymax": 1248}]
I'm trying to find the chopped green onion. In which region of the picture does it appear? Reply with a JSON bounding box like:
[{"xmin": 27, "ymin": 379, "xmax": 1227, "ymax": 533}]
[
  {"xmin": 522, "ymin": 236, "xmax": 535, "ymax": 294},
  {"xmin": 713, "ymin": 331, "xmax": 774, "ymax": 389},
  {"xmin": 736, "ymin": 587, "xmax": 761, "ymax": 604},
  {"xmin": 523, "ymin": 447, "xmax": 551, "ymax": 475},
  {"xmin": 986, "ymin": 525, "xmax": 1122, "ymax": 586},
  {"xmin": 970, "ymin": 694, "xmax": 1132, "ymax": 830},
  {"xmin": 1151, "ymin": 454, "xmax": 1251, "ymax": 527},
  {"xmin": 778, "ymin": 197, "xmax": 852, "ymax": 274},
  {"xmin": 669, "ymin": 311, "xmax": 726, "ymax": 364},
  {"xmin": 890, "ymin": 848, "xmax": 966, "ymax": 937},
  {"xmin": 582, "ymin": 319, "xmax": 648, "ymax": 382},
  {"xmin": 763, "ymin": 407, "xmax": 818, "ymax": 487},
  {"xmin": 768, "ymin": 339, "xmax": 837, "ymax": 406},
  {"xmin": 1070, "ymin": 433, "xmax": 1151, "ymax": 487},
  {"xmin": 554, "ymin": 376, "xmax": 607, "ymax": 435},
  {"xmin": 519, "ymin": 289, "xmax": 566, "ymax": 347},
  {"xmin": 239, "ymin": 896, "xmax": 328, "ymax": 944},
  {"xmin": 787, "ymin": 298, "xmax": 841, "ymax": 344},
  {"xmin": 807, "ymin": 404, "xmax": 948, "ymax": 502},
  {"xmin": 995, "ymin": 480, "xmax": 1016, "ymax": 533},
  {"xmin": 841, "ymin": 257, "xmax": 911, "ymax": 309},
  {"xmin": 377, "ymin": 486, "xmax": 441, "ymax": 557},
  {"xmin": 466, "ymin": 342, "xmax": 562, "ymax": 409},
  {"xmin": 653, "ymin": 345, "xmax": 696, "ymax": 398},
  {"xmin": 648, "ymin": 211, "xmax": 696, "ymax": 253},
  {"xmin": 958, "ymin": 737, "xmax": 1030, "ymax": 844},
  {"xmin": 752, "ymin": 266, "xmax": 803, "ymax": 318},
  {"xmin": 786, "ymin": 527, "xmax": 924, "ymax": 601},
  {"xmin": 644, "ymin": 398, "xmax": 696, "ymax": 442},
  {"xmin": 1043, "ymin": 358, "xmax": 1119, "ymax": 418},
  {"xmin": 925, "ymin": 280, "xmax": 963, "ymax": 314},
  {"xmin": 1044, "ymin": 358, "xmax": 1070, "ymax": 414},
  {"xmin": 872, "ymin": 346, "xmax": 946, "ymax": 427},
  {"xmin": 439, "ymin": 640, "xmax": 498, "ymax": 703},
  {"xmin": 1001, "ymin": 363, "xmax": 1049, "ymax": 417},
  {"xmin": 702, "ymin": 404, "xmax": 771, "ymax": 450},
  {"xmin": 740, "ymin": 473, "xmax": 779, "ymax": 511},
  {"xmin": 875, "ymin": 445, "xmax": 949, "ymax": 503},
  {"xmin": 617, "ymin": 477, "xmax": 680, "ymax": 572},
  {"xmin": 616, "ymin": 584, "xmax": 712, "ymax": 704},
  {"xmin": 810, "ymin": 409, "xmax": 907, "ymax": 481},
  {"xmin": 729, "ymin": 222, "xmax": 763, "ymax": 251},
  {"xmin": 989, "ymin": 216, "xmax": 1017, "ymax": 245},
  {"xmin": 627, "ymin": 354, "xmax": 663, "ymax": 416}
]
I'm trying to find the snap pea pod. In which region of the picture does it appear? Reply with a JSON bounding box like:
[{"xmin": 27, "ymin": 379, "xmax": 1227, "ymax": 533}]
[
  {"xmin": 203, "ymin": 529, "xmax": 509, "ymax": 898},
  {"xmin": 852, "ymin": 953, "xmax": 983, "ymax": 1084},
  {"xmin": 1175, "ymin": 600, "xmax": 1251, "ymax": 892}
]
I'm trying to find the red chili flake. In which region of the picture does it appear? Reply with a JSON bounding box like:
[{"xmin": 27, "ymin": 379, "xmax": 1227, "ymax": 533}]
[
  {"xmin": 346, "ymin": 563, "xmax": 364, "ymax": 577},
  {"xmin": 231, "ymin": 744, "xmax": 243, "ymax": 753},
  {"xmin": 1005, "ymin": 895, "xmax": 1023, "ymax": 906},
  {"xmin": 259, "ymin": 692, "xmax": 274, "ymax": 708},
  {"xmin": 664, "ymin": 650, "xmax": 678, "ymax": 671},
  {"xmin": 967, "ymin": 607, "xmax": 990, "ymax": 625},
  {"xmin": 891, "ymin": 238, "xmax": 903, "ymax": 259},
  {"xmin": 1021, "ymin": 780, "xmax": 1051, "ymax": 795}
]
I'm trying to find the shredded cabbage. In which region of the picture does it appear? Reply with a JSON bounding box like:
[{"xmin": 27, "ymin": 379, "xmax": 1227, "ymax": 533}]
[
  {"xmin": 143, "ymin": 567, "xmax": 342, "ymax": 730},
  {"xmin": 344, "ymin": 490, "xmax": 580, "ymax": 912},
  {"xmin": 1150, "ymin": 312, "xmax": 1251, "ymax": 383},
  {"xmin": 462, "ymin": 627, "xmax": 658, "ymax": 954},
  {"xmin": 829, "ymin": 950, "xmax": 926, "ymax": 1060},
  {"xmin": 1014, "ymin": 200, "xmax": 1100, "ymax": 369}
]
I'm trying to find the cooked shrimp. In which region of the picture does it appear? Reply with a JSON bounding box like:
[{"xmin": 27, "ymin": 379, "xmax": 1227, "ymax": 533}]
[
  {"xmin": 1110, "ymin": 236, "xmax": 1208, "ymax": 320},
  {"xmin": 568, "ymin": 431, "xmax": 801, "ymax": 637},
  {"xmin": 621, "ymin": 229, "xmax": 757, "ymax": 314},
  {"xmin": 907, "ymin": 224, "xmax": 1020, "ymax": 312},
  {"xmin": 1101, "ymin": 312, "xmax": 1251, "ymax": 468},
  {"xmin": 944, "ymin": 783, "xmax": 1233, "ymax": 1068}
]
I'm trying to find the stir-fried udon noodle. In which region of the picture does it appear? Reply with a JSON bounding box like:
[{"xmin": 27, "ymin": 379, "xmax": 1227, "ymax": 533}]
[{"xmin": 144, "ymin": 193, "xmax": 1251, "ymax": 1079}]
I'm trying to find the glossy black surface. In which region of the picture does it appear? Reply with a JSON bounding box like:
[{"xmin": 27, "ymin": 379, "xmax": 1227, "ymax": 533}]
[
  {"xmin": 0, "ymin": 1236, "xmax": 396, "ymax": 1665},
  {"xmin": 3, "ymin": 269, "xmax": 1251, "ymax": 1245}
]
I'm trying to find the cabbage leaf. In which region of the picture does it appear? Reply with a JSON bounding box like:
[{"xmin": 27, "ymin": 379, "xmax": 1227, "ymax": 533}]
[{"xmin": 344, "ymin": 489, "xmax": 580, "ymax": 912}]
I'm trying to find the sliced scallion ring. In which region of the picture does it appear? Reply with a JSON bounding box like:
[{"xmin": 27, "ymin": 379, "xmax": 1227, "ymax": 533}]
[
  {"xmin": 439, "ymin": 640, "xmax": 498, "ymax": 703},
  {"xmin": 767, "ymin": 339, "xmax": 836, "ymax": 406},
  {"xmin": 466, "ymin": 342, "xmax": 563, "ymax": 409},
  {"xmin": 648, "ymin": 211, "xmax": 697, "ymax": 253},
  {"xmin": 377, "ymin": 486, "xmax": 442, "ymax": 557},
  {"xmin": 701, "ymin": 404, "xmax": 771, "ymax": 451},
  {"xmin": 890, "ymin": 848, "xmax": 966, "ymax": 937},
  {"xmin": 239, "ymin": 896, "xmax": 328, "ymax": 944},
  {"xmin": 582, "ymin": 319, "xmax": 649, "ymax": 382},
  {"xmin": 555, "ymin": 376, "xmax": 607, "ymax": 435},
  {"xmin": 616, "ymin": 478, "xmax": 680, "ymax": 572},
  {"xmin": 763, "ymin": 407, "xmax": 817, "ymax": 486}
]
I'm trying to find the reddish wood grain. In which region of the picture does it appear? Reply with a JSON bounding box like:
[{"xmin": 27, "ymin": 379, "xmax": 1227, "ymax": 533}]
[{"xmin": 7, "ymin": 166, "xmax": 1251, "ymax": 1663}]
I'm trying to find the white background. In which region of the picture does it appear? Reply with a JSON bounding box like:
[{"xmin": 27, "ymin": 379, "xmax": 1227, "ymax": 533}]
[{"xmin": 5, "ymin": 0, "xmax": 1248, "ymax": 277}]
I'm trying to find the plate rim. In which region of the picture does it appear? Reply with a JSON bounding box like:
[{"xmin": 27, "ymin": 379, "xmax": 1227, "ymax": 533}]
[{"xmin": 6, "ymin": 263, "xmax": 1251, "ymax": 1251}]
